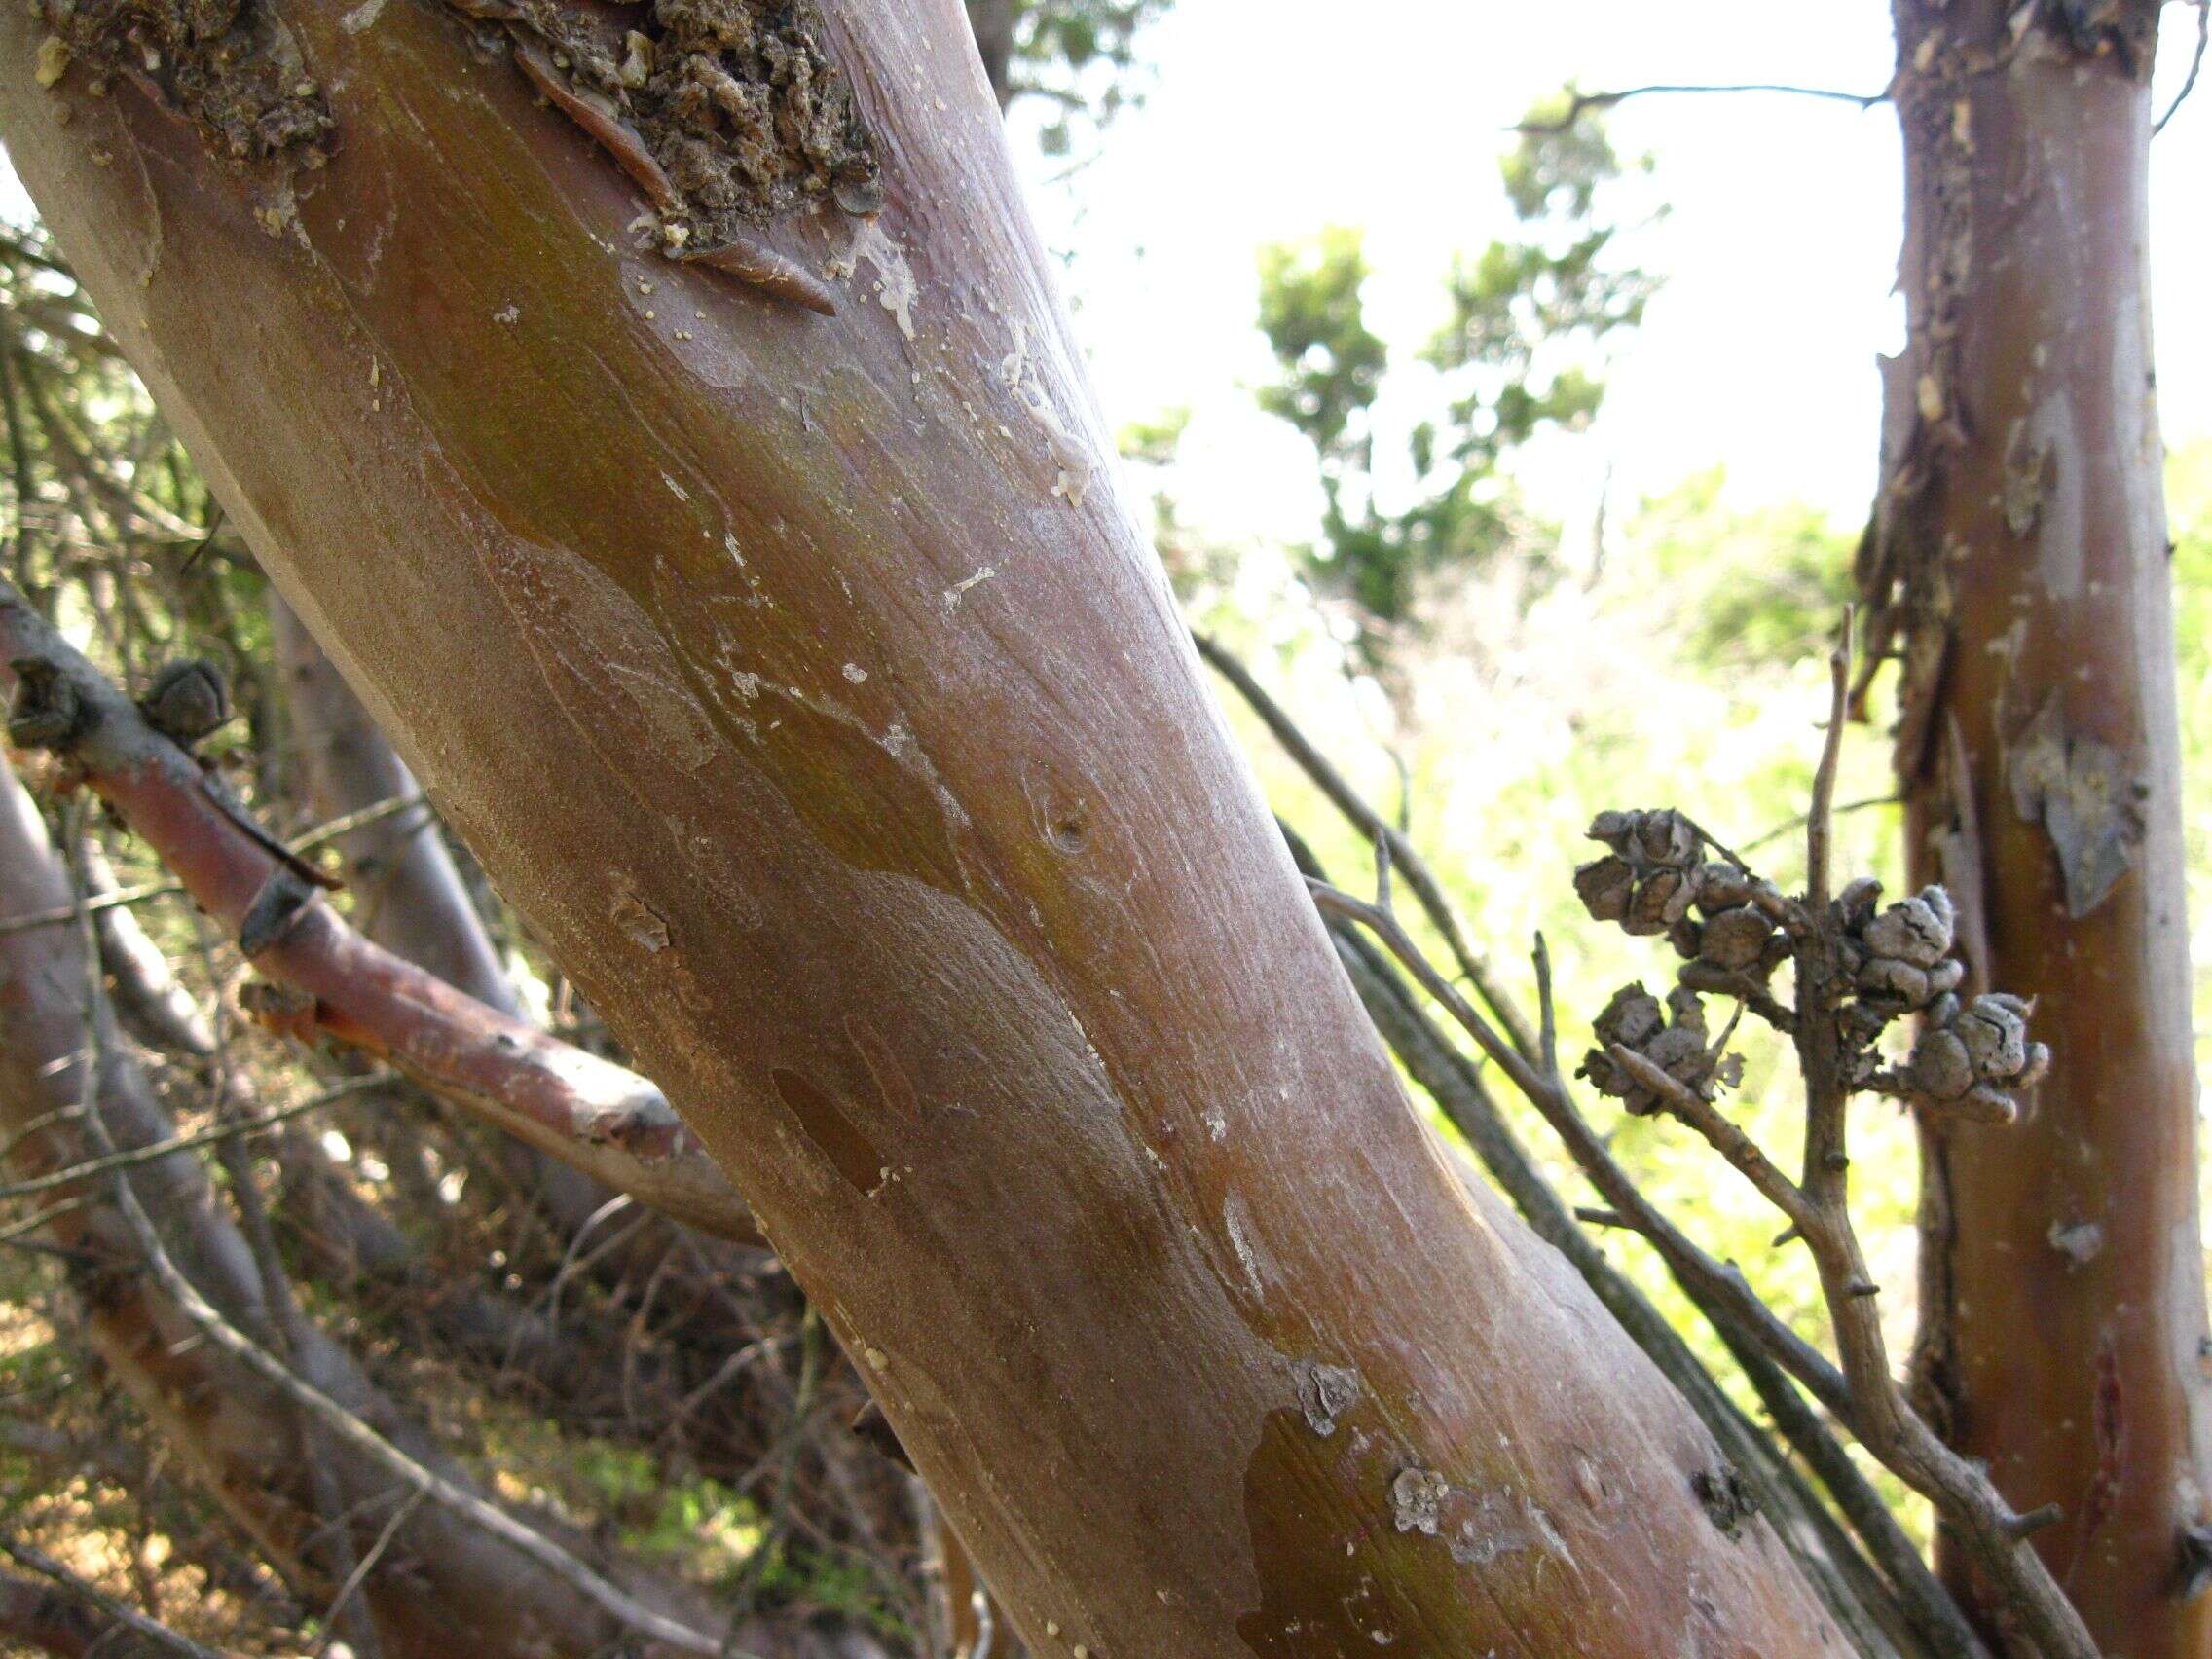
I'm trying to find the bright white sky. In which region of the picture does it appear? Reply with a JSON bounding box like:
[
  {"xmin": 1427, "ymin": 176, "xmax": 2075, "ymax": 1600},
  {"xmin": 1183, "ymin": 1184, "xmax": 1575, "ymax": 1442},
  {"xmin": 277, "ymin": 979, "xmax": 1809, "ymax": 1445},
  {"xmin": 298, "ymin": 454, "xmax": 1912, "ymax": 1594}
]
[
  {"xmin": 1014, "ymin": 0, "xmax": 2212, "ymax": 545},
  {"xmin": 5, "ymin": 4, "xmax": 2204, "ymax": 544}
]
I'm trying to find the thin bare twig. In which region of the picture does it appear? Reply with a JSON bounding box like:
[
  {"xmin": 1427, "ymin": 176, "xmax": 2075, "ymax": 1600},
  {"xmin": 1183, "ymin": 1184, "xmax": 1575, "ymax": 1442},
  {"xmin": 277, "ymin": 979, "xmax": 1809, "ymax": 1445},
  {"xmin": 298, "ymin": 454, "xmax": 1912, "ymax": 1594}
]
[
  {"xmin": 0, "ymin": 874, "xmax": 180, "ymax": 937},
  {"xmin": 289, "ymin": 789, "xmax": 432, "ymax": 859},
  {"xmin": 1805, "ymin": 615, "xmax": 1854, "ymax": 915},
  {"xmin": 0, "ymin": 1071, "xmax": 393, "ymax": 1204},
  {"xmin": 1714, "ymin": 1329, "xmax": 1989, "ymax": 1659},
  {"xmin": 1307, "ymin": 877, "xmax": 1855, "ymax": 1419},
  {"xmin": 1514, "ymin": 81, "xmax": 1891, "ymax": 134},
  {"xmin": 1776, "ymin": 633, "xmax": 2097, "ymax": 1659},
  {"xmin": 0, "ymin": 791, "xmax": 428, "ymax": 940},
  {"xmin": 0, "ymin": 1534, "xmax": 232, "ymax": 1659},
  {"xmin": 308, "ymin": 1487, "xmax": 426, "ymax": 1659},
  {"xmin": 0, "ymin": 1100, "xmax": 84, "ymax": 1166},
  {"xmin": 1531, "ymin": 932, "xmax": 1559, "ymax": 1079},
  {"xmin": 0, "ymin": 1194, "xmax": 88, "ymax": 1246},
  {"xmin": 1605, "ymin": 1045, "xmax": 1813, "ymax": 1230},
  {"xmin": 2157, "ymin": 0, "xmax": 2210, "ymax": 134},
  {"xmin": 1742, "ymin": 793, "xmax": 1899, "ymax": 854}
]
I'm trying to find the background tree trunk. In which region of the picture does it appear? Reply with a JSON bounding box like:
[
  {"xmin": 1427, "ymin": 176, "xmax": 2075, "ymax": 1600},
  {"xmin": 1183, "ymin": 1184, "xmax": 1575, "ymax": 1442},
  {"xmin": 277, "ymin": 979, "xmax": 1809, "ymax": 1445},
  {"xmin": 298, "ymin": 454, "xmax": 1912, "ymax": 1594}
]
[
  {"xmin": 1866, "ymin": 4, "xmax": 2212, "ymax": 1651},
  {"xmin": 270, "ymin": 590, "xmax": 645, "ymax": 1235},
  {"xmin": 271, "ymin": 593, "xmax": 518, "ymax": 1013},
  {"xmin": 964, "ymin": 0, "xmax": 1018, "ymax": 110},
  {"xmin": 0, "ymin": 0, "xmax": 1849, "ymax": 1651},
  {"xmin": 0, "ymin": 769, "xmax": 769, "ymax": 1659}
]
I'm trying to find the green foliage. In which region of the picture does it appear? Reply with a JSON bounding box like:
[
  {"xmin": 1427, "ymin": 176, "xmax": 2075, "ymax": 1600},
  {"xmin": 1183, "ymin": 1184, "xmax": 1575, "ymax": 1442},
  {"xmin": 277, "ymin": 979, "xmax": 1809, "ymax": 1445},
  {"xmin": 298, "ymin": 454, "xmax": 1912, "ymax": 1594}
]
[
  {"xmin": 975, "ymin": 0, "xmax": 1173, "ymax": 155},
  {"xmin": 1255, "ymin": 230, "xmax": 1388, "ymax": 460},
  {"xmin": 1637, "ymin": 468, "xmax": 1857, "ymax": 667},
  {"xmin": 2168, "ymin": 440, "xmax": 2212, "ymax": 1096},
  {"xmin": 1253, "ymin": 104, "xmax": 1658, "ymax": 682}
]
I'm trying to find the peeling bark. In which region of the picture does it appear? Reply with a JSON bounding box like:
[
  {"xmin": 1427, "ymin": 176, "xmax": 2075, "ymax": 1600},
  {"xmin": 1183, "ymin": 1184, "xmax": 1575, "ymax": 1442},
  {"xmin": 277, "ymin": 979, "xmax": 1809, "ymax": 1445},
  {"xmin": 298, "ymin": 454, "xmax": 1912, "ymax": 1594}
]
[
  {"xmin": 1869, "ymin": 4, "xmax": 2212, "ymax": 1651},
  {"xmin": 0, "ymin": 0, "xmax": 1851, "ymax": 1651}
]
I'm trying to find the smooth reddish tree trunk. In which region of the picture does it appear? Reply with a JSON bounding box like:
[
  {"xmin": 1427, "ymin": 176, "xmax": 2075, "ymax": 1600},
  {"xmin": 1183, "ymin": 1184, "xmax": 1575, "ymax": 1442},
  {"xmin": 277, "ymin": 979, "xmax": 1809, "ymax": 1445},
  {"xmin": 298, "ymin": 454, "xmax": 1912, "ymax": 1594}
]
[
  {"xmin": 0, "ymin": 1, "xmax": 1845, "ymax": 1649},
  {"xmin": 1866, "ymin": 4, "xmax": 2212, "ymax": 1651}
]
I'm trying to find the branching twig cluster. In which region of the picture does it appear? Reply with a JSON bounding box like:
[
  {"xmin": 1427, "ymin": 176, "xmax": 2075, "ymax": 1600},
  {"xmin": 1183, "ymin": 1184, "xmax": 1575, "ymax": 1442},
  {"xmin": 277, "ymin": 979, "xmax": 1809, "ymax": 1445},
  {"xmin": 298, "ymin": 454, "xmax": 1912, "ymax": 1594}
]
[
  {"xmin": 1201, "ymin": 623, "xmax": 2096, "ymax": 1659},
  {"xmin": 1311, "ymin": 631, "xmax": 2093, "ymax": 1659}
]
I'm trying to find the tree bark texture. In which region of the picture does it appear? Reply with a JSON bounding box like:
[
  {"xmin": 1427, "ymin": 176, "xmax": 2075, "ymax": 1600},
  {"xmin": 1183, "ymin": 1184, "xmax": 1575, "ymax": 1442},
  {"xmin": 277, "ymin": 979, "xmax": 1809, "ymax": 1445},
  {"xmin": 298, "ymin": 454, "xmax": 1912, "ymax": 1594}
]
[
  {"xmin": 1868, "ymin": 4, "xmax": 2212, "ymax": 1652},
  {"xmin": 0, "ymin": 1, "xmax": 1847, "ymax": 1651}
]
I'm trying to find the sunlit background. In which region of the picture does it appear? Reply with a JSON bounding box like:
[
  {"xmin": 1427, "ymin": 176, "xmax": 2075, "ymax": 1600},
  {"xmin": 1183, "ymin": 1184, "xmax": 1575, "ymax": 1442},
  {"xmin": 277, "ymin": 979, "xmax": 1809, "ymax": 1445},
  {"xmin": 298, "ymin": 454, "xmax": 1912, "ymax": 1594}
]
[
  {"xmin": 1014, "ymin": 0, "xmax": 2212, "ymax": 530},
  {"xmin": 988, "ymin": 0, "xmax": 2212, "ymax": 1524}
]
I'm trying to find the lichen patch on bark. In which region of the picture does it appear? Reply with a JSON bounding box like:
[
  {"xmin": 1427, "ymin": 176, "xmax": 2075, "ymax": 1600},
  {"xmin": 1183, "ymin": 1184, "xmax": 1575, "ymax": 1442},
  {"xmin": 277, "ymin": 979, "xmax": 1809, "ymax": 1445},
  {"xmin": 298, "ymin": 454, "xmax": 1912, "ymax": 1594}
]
[{"xmin": 31, "ymin": 0, "xmax": 331, "ymax": 170}]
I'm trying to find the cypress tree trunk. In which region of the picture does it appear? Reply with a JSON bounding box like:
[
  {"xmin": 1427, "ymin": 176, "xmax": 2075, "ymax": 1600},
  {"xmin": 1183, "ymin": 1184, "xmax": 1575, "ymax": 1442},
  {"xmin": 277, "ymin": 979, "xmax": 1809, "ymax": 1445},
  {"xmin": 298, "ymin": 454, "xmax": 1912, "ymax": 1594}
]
[
  {"xmin": 1866, "ymin": 5, "xmax": 2212, "ymax": 1650},
  {"xmin": 0, "ymin": 0, "xmax": 1846, "ymax": 1648}
]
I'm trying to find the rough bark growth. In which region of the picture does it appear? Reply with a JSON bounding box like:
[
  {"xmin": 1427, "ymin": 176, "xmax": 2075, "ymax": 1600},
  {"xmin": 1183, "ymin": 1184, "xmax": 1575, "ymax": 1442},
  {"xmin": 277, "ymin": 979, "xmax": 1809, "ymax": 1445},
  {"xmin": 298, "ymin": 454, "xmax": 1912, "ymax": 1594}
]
[
  {"xmin": 30, "ymin": 0, "xmax": 331, "ymax": 169},
  {"xmin": 443, "ymin": 0, "xmax": 880, "ymax": 277},
  {"xmin": 1865, "ymin": 3, "xmax": 2212, "ymax": 1652}
]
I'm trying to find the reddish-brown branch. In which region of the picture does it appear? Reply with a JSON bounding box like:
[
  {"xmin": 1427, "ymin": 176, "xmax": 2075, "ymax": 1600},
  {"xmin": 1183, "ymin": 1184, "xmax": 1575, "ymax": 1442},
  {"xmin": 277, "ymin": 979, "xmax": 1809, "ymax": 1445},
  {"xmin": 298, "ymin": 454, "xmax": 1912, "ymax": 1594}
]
[
  {"xmin": 1871, "ymin": 6, "xmax": 2210, "ymax": 1650},
  {"xmin": 0, "ymin": 771, "xmax": 797, "ymax": 1659},
  {"xmin": 0, "ymin": 588, "xmax": 759, "ymax": 1245}
]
